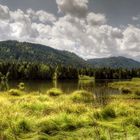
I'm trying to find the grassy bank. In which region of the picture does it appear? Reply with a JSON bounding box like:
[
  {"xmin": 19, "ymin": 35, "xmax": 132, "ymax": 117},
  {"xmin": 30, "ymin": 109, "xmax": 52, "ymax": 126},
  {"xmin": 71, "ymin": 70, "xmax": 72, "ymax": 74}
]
[
  {"xmin": 79, "ymin": 75, "xmax": 94, "ymax": 81},
  {"xmin": 109, "ymin": 78, "xmax": 140, "ymax": 98},
  {"xmin": 0, "ymin": 86, "xmax": 139, "ymax": 140}
]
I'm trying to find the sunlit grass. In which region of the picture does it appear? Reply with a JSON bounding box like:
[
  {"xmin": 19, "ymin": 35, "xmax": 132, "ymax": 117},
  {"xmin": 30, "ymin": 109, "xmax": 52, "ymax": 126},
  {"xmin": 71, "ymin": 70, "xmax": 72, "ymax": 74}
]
[
  {"xmin": 0, "ymin": 87, "xmax": 139, "ymax": 139},
  {"xmin": 79, "ymin": 75, "xmax": 94, "ymax": 80}
]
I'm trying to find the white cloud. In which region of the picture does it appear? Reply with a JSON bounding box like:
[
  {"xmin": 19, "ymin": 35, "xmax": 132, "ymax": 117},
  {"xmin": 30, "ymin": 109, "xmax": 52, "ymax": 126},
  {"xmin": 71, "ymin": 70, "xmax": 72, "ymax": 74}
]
[
  {"xmin": 27, "ymin": 9, "xmax": 56, "ymax": 23},
  {"xmin": 132, "ymin": 16, "xmax": 140, "ymax": 21},
  {"xmin": 122, "ymin": 25, "xmax": 140, "ymax": 55},
  {"xmin": 0, "ymin": 4, "xmax": 10, "ymax": 20},
  {"xmin": 0, "ymin": 3, "xmax": 140, "ymax": 61},
  {"xmin": 87, "ymin": 12, "xmax": 106, "ymax": 26},
  {"xmin": 56, "ymin": 0, "xmax": 88, "ymax": 18}
]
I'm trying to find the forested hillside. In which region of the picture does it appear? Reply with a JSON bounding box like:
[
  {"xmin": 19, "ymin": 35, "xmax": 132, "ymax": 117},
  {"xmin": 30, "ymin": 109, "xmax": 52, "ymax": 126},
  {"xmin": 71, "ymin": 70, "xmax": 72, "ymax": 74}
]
[
  {"xmin": 87, "ymin": 56, "xmax": 140, "ymax": 69},
  {"xmin": 0, "ymin": 40, "xmax": 89, "ymax": 68}
]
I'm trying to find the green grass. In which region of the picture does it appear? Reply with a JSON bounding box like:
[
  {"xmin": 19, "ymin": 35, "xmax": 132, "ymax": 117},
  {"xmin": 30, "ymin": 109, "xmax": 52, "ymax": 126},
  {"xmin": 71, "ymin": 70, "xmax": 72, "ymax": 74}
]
[
  {"xmin": 109, "ymin": 78, "xmax": 140, "ymax": 97},
  {"xmin": 0, "ymin": 87, "xmax": 139, "ymax": 139},
  {"xmin": 79, "ymin": 75, "xmax": 94, "ymax": 80},
  {"xmin": 8, "ymin": 89, "xmax": 25, "ymax": 96},
  {"xmin": 47, "ymin": 88, "xmax": 63, "ymax": 96}
]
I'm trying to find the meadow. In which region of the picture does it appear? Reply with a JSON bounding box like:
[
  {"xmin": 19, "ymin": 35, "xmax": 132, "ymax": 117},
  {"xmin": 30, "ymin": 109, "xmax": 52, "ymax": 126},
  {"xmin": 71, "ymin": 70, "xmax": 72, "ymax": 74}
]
[{"xmin": 0, "ymin": 79, "xmax": 139, "ymax": 140}]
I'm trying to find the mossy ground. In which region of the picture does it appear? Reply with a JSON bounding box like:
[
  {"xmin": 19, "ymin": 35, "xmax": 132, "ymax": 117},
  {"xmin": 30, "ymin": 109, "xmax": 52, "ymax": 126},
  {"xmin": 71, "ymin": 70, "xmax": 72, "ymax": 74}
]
[{"xmin": 0, "ymin": 83, "xmax": 139, "ymax": 140}]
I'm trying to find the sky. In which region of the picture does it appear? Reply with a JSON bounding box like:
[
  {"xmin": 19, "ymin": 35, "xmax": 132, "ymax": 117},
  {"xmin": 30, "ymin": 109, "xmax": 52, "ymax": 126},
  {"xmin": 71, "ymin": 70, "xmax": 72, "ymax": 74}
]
[{"xmin": 0, "ymin": 0, "xmax": 140, "ymax": 61}]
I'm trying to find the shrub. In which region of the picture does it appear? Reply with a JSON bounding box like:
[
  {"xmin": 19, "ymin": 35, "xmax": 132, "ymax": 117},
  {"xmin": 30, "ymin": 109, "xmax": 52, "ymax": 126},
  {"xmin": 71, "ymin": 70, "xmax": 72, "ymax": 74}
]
[
  {"xmin": 101, "ymin": 106, "xmax": 116, "ymax": 119},
  {"xmin": 8, "ymin": 89, "xmax": 23, "ymax": 96},
  {"xmin": 47, "ymin": 88, "xmax": 63, "ymax": 96}
]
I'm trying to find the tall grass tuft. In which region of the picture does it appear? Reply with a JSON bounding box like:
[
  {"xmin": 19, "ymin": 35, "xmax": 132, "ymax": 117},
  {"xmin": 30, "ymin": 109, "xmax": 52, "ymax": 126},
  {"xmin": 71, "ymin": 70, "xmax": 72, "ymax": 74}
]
[
  {"xmin": 101, "ymin": 106, "xmax": 116, "ymax": 119},
  {"xmin": 70, "ymin": 90, "xmax": 95, "ymax": 103},
  {"xmin": 47, "ymin": 88, "xmax": 63, "ymax": 96}
]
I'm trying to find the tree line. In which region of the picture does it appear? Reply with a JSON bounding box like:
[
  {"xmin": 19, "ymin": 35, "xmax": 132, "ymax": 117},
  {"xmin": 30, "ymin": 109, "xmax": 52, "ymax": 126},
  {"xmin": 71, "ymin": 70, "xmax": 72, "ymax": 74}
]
[
  {"xmin": 0, "ymin": 61, "xmax": 79, "ymax": 81},
  {"xmin": 0, "ymin": 61, "xmax": 140, "ymax": 82}
]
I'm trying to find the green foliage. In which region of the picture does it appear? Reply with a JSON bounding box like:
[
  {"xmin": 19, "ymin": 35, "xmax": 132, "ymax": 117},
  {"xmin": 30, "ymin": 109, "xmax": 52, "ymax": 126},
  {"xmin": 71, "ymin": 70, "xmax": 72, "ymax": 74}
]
[
  {"xmin": 0, "ymin": 40, "xmax": 89, "ymax": 68},
  {"xmin": 0, "ymin": 72, "xmax": 9, "ymax": 91},
  {"xmin": 0, "ymin": 61, "xmax": 80, "ymax": 81},
  {"xmin": 87, "ymin": 56, "xmax": 140, "ymax": 69}
]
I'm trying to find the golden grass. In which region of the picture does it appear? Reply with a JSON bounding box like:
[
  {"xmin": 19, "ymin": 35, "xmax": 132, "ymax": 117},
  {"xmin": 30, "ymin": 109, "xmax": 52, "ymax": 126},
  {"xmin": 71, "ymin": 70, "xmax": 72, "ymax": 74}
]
[{"xmin": 0, "ymin": 88, "xmax": 139, "ymax": 139}]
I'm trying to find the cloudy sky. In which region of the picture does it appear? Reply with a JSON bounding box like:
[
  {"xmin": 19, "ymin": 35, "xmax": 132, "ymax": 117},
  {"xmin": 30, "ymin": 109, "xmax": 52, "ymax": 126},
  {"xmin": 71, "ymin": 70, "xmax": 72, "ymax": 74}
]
[{"xmin": 0, "ymin": 0, "xmax": 140, "ymax": 61}]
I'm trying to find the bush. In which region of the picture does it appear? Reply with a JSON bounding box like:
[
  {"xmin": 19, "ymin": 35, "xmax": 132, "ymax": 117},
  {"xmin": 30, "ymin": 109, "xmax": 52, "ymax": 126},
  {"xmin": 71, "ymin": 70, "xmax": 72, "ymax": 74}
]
[
  {"xmin": 47, "ymin": 88, "xmax": 63, "ymax": 96},
  {"xmin": 101, "ymin": 106, "xmax": 116, "ymax": 119},
  {"xmin": 8, "ymin": 89, "xmax": 23, "ymax": 96}
]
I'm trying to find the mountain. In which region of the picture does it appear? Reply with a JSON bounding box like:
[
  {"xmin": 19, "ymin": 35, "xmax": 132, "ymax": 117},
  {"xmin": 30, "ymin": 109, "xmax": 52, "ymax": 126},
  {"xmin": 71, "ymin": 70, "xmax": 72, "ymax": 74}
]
[
  {"xmin": 0, "ymin": 40, "xmax": 89, "ymax": 68},
  {"xmin": 0, "ymin": 40, "xmax": 140, "ymax": 69},
  {"xmin": 87, "ymin": 56, "xmax": 140, "ymax": 69}
]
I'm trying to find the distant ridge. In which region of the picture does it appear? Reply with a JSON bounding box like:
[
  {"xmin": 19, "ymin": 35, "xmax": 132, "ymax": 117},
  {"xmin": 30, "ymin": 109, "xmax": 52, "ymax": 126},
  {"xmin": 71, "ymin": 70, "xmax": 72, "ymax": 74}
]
[
  {"xmin": 0, "ymin": 40, "xmax": 140, "ymax": 69},
  {"xmin": 87, "ymin": 56, "xmax": 140, "ymax": 69},
  {"xmin": 0, "ymin": 40, "xmax": 89, "ymax": 68}
]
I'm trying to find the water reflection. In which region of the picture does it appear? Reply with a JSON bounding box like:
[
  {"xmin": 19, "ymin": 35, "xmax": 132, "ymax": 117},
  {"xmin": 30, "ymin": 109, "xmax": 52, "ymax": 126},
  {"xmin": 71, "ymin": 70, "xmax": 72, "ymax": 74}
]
[
  {"xmin": 3, "ymin": 79, "xmax": 121, "ymax": 97},
  {"xmin": 95, "ymin": 87, "xmax": 110, "ymax": 106}
]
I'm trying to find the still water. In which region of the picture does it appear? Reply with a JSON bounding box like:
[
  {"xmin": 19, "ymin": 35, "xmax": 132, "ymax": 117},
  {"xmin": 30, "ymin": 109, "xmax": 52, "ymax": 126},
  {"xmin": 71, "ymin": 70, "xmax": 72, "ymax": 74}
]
[
  {"xmin": 8, "ymin": 79, "xmax": 121, "ymax": 94},
  {"xmin": 7, "ymin": 79, "xmax": 124, "ymax": 106}
]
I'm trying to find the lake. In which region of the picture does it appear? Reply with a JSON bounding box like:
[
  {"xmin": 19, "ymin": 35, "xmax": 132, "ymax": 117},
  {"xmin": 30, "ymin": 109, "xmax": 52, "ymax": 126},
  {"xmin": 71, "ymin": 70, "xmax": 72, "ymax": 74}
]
[{"xmin": 8, "ymin": 79, "xmax": 122, "ymax": 94}]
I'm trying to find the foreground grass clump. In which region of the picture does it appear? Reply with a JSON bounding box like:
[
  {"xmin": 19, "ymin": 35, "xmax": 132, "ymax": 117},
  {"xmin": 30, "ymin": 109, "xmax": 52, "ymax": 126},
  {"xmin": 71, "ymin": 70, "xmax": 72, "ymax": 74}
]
[
  {"xmin": 38, "ymin": 113, "xmax": 94, "ymax": 135},
  {"xmin": 79, "ymin": 75, "xmax": 94, "ymax": 80},
  {"xmin": 8, "ymin": 89, "xmax": 25, "ymax": 96},
  {"xmin": 109, "ymin": 78, "xmax": 140, "ymax": 97},
  {"xmin": 47, "ymin": 88, "xmax": 63, "ymax": 96},
  {"xmin": 0, "ymin": 87, "xmax": 139, "ymax": 140},
  {"xmin": 70, "ymin": 90, "xmax": 95, "ymax": 103},
  {"xmin": 101, "ymin": 106, "xmax": 116, "ymax": 119}
]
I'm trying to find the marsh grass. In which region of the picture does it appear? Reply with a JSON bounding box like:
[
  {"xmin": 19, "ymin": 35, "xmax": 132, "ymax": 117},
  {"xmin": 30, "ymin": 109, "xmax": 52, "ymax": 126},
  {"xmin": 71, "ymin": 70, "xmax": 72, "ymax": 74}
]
[
  {"xmin": 70, "ymin": 90, "xmax": 95, "ymax": 104},
  {"xmin": 109, "ymin": 78, "xmax": 140, "ymax": 99},
  {"xmin": 0, "ymin": 87, "xmax": 139, "ymax": 139},
  {"xmin": 47, "ymin": 88, "xmax": 63, "ymax": 96},
  {"xmin": 79, "ymin": 75, "xmax": 94, "ymax": 80},
  {"xmin": 8, "ymin": 89, "xmax": 25, "ymax": 96}
]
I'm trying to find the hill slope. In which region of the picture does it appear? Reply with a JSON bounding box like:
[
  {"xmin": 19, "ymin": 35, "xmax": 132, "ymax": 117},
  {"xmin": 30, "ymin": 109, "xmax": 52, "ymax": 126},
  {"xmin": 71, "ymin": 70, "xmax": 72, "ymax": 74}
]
[
  {"xmin": 87, "ymin": 56, "xmax": 140, "ymax": 69},
  {"xmin": 0, "ymin": 40, "xmax": 89, "ymax": 68}
]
